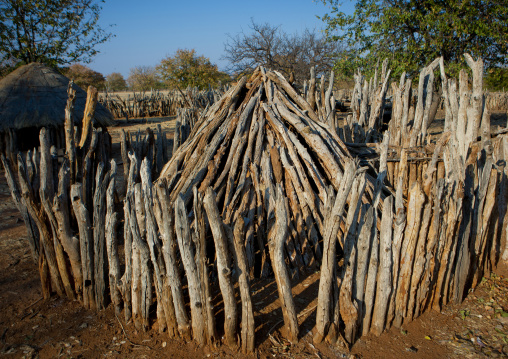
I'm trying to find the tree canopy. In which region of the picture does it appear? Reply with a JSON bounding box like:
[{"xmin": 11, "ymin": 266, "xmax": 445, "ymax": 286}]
[
  {"xmin": 157, "ymin": 49, "xmax": 230, "ymax": 90},
  {"xmin": 485, "ymin": 67, "xmax": 508, "ymax": 92},
  {"xmin": 223, "ymin": 21, "xmax": 340, "ymax": 85},
  {"xmin": 62, "ymin": 63, "xmax": 105, "ymax": 90},
  {"xmin": 105, "ymin": 72, "xmax": 127, "ymax": 92},
  {"xmin": 0, "ymin": 0, "xmax": 113, "ymax": 68},
  {"xmin": 127, "ymin": 66, "xmax": 163, "ymax": 91},
  {"xmin": 319, "ymin": 0, "xmax": 508, "ymax": 78}
]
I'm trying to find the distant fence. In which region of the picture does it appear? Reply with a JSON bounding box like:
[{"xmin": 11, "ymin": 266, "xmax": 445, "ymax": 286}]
[{"xmin": 98, "ymin": 87, "xmax": 226, "ymax": 119}]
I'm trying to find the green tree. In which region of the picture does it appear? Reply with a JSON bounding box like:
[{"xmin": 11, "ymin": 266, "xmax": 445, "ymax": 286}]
[
  {"xmin": 320, "ymin": 0, "xmax": 508, "ymax": 78},
  {"xmin": 63, "ymin": 63, "xmax": 105, "ymax": 90},
  {"xmin": 127, "ymin": 66, "xmax": 163, "ymax": 91},
  {"xmin": 157, "ymin": 49, "xmax": 230, "ymax": 90},
  {"xmin": 105, "ymin": 72, "xmax": 128, "ymax": 91},
  {"xmin": 485, "ymin": 67, "xmax": 508, "ymax": 92},
  {"xmin": 0, "ymin": 0, "xmax": 113, "ymax": 68}
]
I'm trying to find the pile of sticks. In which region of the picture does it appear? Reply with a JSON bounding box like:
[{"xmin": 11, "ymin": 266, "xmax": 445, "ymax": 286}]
[
  {"xmin": 334, "ymin": 59, "xmax": 392, "ymax": 144},
  {"xmin": 118, "ymin": 124, "xmax": 171, "ymax": 190},
  {"xmin": 2, "ymin": 57, "xmax": 507, "ymax": 353},
  {"xmin": 158, "ymin": 67, "xmax": 380, "ymax": 277},
  {"xmin": 2, "ymin": 84, "xmax": 113, "ymax": 303},
  {"xmin": 486, "ymin": 92, "xmax": 508, "ymax": 112},
  {"xmin": 172, "ymin": 108, "xmax": 199, "ymax": 155},
  {"xmin": 312, "ymin": 54, "xmax": 508, "ymax": 346}
]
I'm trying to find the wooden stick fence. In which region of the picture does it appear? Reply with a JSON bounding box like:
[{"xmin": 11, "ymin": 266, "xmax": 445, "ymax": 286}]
[
  {"xmin": 99, "ymin": 87, "xmax": 225, "ymax": 119},
  {"xmin": 2, "ymin": 55, "xmax": 507, "ymax": 354}
]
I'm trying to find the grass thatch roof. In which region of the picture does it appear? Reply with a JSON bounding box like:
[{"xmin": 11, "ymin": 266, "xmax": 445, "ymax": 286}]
[{"xmin": 0, "ymin": 62, "xmax": 114, "ymax": 131}]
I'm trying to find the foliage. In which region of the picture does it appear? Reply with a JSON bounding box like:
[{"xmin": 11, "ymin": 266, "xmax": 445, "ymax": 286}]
[
  {"xmin": 223, "ymin": 20, "xmax": 341, "ymax": 85},
  {"xmin": 485, "ymin": 67, "xmax": 508, "ymax": 92},
  {"xmin": 157, "ymin": 49, "xmax": 230, "ymax": 90},
  {"xmin": 62, "ymin": 64, "xmax": 105, "ymax": 90},
  {"xmin": 319, "ymin": 0, "xmax": 508, "ymax": 78},
  {"xmin": 0, "ymin": 0, "xmax": 113, "ymax": 68},
  {"xmin": 127, "ymin": 66, "xmax": 163, "ymax": 91},
  {"xmin": 0, "ymin": 56, "xmax": 19, "ymax": 79},
  {"xmin": 105, "ymin": 72, "xmax": 127, "ymax": 92}
]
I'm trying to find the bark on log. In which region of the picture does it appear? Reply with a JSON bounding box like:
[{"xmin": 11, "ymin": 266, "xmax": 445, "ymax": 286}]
[
  {"xmin": 93, "ymin": 163, "xmax": 110, "ymax": 310},
  {"xmin": 314, "ymin": 160, "xmax": 357, "ymax": 343},
  {"xmin": 105, "ymin": 160, "xmax": 121, "ymax": 315},
  {"xmin": 371, "ymin": 195, "xmax": 393, "ymax": 336},
  {"xmin": 174, "ymin": 194, "xmax": 206, "ymax": 345},
  {"xmin": 270, "ymin": 184, "xmax": 299, "ymax": 343},
  {"xmin": 71, "ymin": 183, "xmax": 95, "ymax": 308},
  {"xmin": 232, "ymin": 217, "xmax": 255, "ymax": 353},
  {"xmin": 154, "ymin": 181, "xmax": 191, "ymax": 340},
  {"xmin": 192, "ymin": 186, "xmax": 217, "ymax": 345},
  {"xmin": 203, "ymin": 187, "xmax": 238, "ymax": 348},
  {"xmin": 53, "ymin": 162, "xmax": 83, "ymax": 299},
  {"xmin": 79, "ymin": 86, "xmax": 98, "ymax": 148}
]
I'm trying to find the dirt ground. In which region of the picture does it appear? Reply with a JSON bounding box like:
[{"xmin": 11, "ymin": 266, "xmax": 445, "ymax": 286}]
[{"xmin": 1, "ymin": 116, "xmax": 508, "ymax": 359}]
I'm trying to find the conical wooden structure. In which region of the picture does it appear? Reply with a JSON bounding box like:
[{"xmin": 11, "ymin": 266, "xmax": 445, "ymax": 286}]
[{"xmin": 158, "ymin": 67, "xmax": 378, "ymax": 274}]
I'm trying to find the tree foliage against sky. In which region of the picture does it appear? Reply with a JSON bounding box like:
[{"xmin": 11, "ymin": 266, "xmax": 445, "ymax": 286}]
[
  {"xmin": 105, "ymin": 72, "xmax": 127, "ymax": 91},
  {"xmin": 157, "ymin": 49, "xmax": 230, "ymax": 90},
  {"xmin": 127, "ymin": 65, "xmax": 162, "ymax": 91},
  {"xmin": 320, "ymin": 0, "xmax": 508, "ymax": 78},
  {"xmin": 62, "ymin": 63, "xmax": 105, "ymax": 90},
  {"xmin": 223, "ymin": 20, "xmax": 340, "ymax": 85},
  {"xmin": 0, "ymin": 0, "xmax": 113, "ymax": 68},
  {"xmin": 485, "ymin": 67, "xmax": 508, "ymax": 92}
]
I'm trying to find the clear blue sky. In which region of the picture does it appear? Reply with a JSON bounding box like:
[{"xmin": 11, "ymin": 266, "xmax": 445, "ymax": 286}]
[{"xmin": 89, "ymin": 0, "xmax": 354, "ymax": 78}]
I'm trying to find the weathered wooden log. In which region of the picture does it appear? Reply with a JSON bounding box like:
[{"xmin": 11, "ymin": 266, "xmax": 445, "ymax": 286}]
[
  {"xmin": 127, "ymin": 188, "xmax": 152, "ymax": 332},
  {"xmin": 140, "ymin": 159, "xmax": 178, "ymax": 337},
  {"xmin": 406, "ymin": 193, "xmax": 433, "ymax": 322},
  {"xmin": 464, "ymin": 54, "xmax": 484, "ymax": 141},
  {"xmin": 394, "ymin": 181, "xmax": 426, "ymax": 327},
  {"xmin": 337, "ymin": 180, "xmax": 365, "ymax": 344},
  {"xmin": 307, "ymin": 66, "xmax": 317, "ymax": 111},
  {"xmin": 232, "ymin": 217, "xmax": 255, "ymax": 353},
  {"xmin": 386, "ymin": 150, "xmax": 408, "ymax": 326},
  {"xmin": 203, "ymin": 187, "xmax": 238, "ymax": 348},
  {"xmin": 371, "ymin": 195, "xmax": 393, "ymax": 336},
  {"xmin": 270, "ymin": 184, "xmax": 299, "ymax": 343},
  {"xmin": 79, "ymin": 86, "xmax": 99, "ymax": 148},
  {"xmin": 154, "ymin": 181, "xmax": 191, "ymax": 340},
  {"xmin": 93, "ymin": 162, "xmax": 110, "ymax": 310},
  {"xmin": 81, "ymin": 130, "xmax": 99, "ymax": 210},
  {"xmin": 71, "ymin": 183, "xmax": 95, "ymax": 308},
  {"xmin": 120, "ymin": 153, "xmax": 137, "ymax": 322},
  {"xmin": 41, "ymin": 143, "xmax": 75, "ymax": 301},
  {"xmin": 192, "ymin": 186, "xmax": 217, "ymax": 345},
  {"xmin": 156, "ymin": 124, "xmax": 165, "ymax": 174},
  {"xmin": 64, "ymin": 83, "xmax": 77, "ymax": 183},
  {"xmin": 314, "ymin": 160, "xmax": 357, "ymax": 343},
  {"xmin": 174, "ymin": 194, "xmax": 206, "ymax": 345},
  {"xmin": 1, "ymin": 154, "xmax": 40, "ymax": 261},
  {"xmin": 120, "ymin": 129, "xmax": 130, "ymax": 189},
  {"xmin": 53, "ymin": 161, "xmax": 83, "ymax": 299},
  {"xmin": 353, "ymin": 204, "xmax": 375, "ymax": 326},
  {"xmin": 105, "ymin": 160, "xmax": 121, "ymax": 315},
  {"xmin": 416, "ymin": 180, "xmax": 444, "ymax": 314}
]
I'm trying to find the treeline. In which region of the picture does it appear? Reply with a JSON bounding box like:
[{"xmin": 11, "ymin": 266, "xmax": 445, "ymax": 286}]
[{"xmin": 58, "ymin": 49, "xmax": 231, "ymax": 93}]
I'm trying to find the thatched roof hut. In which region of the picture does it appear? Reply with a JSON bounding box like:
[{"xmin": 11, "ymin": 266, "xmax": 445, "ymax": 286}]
[{"xmin": 0, "ymin": 62, "xmax": 114, "ymax": 131}]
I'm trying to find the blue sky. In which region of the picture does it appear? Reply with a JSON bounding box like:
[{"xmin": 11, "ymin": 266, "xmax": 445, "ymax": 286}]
[{"xmin": 89, "ymin": 0, "xmax": 354, "ymax": 78}]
